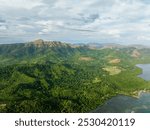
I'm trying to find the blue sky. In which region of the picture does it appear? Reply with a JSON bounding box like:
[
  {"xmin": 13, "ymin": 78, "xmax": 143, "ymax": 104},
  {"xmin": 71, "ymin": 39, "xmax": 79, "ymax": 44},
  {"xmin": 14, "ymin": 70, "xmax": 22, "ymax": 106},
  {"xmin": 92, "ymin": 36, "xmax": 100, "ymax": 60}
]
[{"xmin": 0, "ymin": 0, "xmax": 150, "ymax": 45}]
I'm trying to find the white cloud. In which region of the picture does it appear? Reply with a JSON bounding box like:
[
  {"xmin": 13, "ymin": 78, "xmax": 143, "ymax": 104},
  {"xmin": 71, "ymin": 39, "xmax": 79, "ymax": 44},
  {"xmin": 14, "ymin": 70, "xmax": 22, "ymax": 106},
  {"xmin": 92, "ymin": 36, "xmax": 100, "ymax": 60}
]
[
  {"xmin": 35, "ymin": 20, "xmax": 64, "ymax": 33},
  {"xmin": 17, "ymin": 24, "xmax": 34, "ymax": 29},
  {"xmin": 0, "ymin": 0, "xmax": 44, "ymax": 10},
  {"xmin": 137, "ymin": 36, "xmax": 150, "ymax": 41},
  {"xmin": 0, "ymin": 26, "xmax": 7, "ymax": 30},
  {"xmin": 0, "ymin": 0, "xmax": 150, "ymax": 45},
  {"xmin": 100, "ymin": 29, "xmax": 121, "ymax": 38}
]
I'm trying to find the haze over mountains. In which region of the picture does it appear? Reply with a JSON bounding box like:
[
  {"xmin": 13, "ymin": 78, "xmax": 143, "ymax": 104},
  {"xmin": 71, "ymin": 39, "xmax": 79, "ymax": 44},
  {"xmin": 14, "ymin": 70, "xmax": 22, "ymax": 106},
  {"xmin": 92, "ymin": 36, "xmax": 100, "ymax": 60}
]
[{"xmin": 1, "ymin": 39, "xmax": 150, "ymax": 48}]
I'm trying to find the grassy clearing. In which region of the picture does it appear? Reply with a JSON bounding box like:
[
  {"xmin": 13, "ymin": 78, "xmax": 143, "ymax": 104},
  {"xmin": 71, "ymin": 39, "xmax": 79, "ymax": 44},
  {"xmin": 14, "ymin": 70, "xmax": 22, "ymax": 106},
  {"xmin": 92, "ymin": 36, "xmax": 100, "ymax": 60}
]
[
  {"xmin": 109, "ymin": 59, "xmax": 121, "ymax": 64},
  {"xmin": 79, "ymin": 57, "xmax": 94, "ymax": 61},
  {"xmin": 103, "ymin": 66, "xmax": 121, "ymax": 75}
]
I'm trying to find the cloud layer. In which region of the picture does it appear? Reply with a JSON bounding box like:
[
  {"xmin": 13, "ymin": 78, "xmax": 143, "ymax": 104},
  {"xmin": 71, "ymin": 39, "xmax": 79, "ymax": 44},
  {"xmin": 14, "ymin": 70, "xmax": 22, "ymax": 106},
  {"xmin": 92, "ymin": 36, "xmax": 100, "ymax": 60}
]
[{"xmin": 0, "ymin": 0, "xmax": 150, "ymax": 45}]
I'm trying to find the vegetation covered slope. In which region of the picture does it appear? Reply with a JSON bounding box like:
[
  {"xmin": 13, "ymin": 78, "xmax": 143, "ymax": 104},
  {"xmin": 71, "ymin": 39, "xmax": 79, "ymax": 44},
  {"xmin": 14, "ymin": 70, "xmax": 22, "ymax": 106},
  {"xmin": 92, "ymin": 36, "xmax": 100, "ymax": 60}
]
[{"xmin": 0, "ymin": 40, "xmax": 150, "ymax": 112}]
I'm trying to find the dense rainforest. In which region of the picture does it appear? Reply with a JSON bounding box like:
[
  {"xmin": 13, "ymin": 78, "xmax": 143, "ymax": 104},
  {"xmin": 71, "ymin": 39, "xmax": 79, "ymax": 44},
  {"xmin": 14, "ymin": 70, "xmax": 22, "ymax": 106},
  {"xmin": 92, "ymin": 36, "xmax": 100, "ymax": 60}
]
[{"xmin": 0, "ymin": 39, "xmax": 150, "ymax": 112}]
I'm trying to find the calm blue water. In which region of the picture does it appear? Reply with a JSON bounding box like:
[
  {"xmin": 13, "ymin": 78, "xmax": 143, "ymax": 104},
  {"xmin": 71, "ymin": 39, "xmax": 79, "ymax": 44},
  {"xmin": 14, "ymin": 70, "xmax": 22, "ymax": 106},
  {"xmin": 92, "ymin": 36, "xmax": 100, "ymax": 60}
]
[
  {"xmin": 93, "ymin": 93, "xmax": 150, "ymax": 113},
  {"xmin": 136, "ymin": 64, "xmax": 150, "ymax": 81},
  {"xmin": 93, "ymin": 64, "xmax": 150, "ymax": 113}
]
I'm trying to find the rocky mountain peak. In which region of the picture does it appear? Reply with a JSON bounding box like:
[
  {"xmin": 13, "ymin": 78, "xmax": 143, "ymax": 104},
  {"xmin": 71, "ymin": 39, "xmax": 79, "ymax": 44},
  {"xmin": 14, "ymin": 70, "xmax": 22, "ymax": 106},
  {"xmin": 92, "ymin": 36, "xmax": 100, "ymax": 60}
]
[{"xmin": 32, "ymin": 39, "xmax": 45, "ymax": 47}]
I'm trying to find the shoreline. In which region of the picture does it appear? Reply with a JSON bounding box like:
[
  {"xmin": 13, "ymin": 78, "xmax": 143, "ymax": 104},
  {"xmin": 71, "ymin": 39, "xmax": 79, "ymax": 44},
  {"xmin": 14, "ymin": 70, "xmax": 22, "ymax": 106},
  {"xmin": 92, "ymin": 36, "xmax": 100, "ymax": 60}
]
[
  {"xmin": 132, "ymin": 89, "xmax": 150, "ymax": 98},
  {"xmin": 91, "ymin": 90, "xmax": 150, "ymax": 113}
]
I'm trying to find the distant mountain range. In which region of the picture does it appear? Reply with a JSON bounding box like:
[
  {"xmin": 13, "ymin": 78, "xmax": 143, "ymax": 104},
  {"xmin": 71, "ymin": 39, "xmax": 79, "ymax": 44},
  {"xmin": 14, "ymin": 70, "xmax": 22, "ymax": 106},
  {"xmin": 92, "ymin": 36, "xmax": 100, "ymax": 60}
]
[
  {"xmin": 75, "ymin": 42, "xmax": 150, "ymax": 49},
  {"xmin": 1, "ymin": 39, "xmax": 149, "ymax": 49},
  {"xmin": 0, "ymin": 39, "xmax": 149, "ymax": 65}
]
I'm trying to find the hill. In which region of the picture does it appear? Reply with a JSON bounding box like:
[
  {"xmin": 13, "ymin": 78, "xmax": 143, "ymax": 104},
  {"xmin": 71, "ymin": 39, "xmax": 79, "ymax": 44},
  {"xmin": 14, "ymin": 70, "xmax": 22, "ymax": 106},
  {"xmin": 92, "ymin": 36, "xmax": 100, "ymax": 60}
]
[{"xmin": 0, "ymin": 40, "xmax": 150, "ymax": 112}]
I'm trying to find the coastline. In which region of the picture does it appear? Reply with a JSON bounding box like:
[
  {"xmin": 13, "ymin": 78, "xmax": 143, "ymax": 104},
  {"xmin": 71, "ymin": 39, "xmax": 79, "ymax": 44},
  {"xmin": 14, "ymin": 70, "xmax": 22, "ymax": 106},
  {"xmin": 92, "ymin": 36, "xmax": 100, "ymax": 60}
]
[{"xmin": 132, "ymin": 89, "xmax": 150, "ymax": 98}]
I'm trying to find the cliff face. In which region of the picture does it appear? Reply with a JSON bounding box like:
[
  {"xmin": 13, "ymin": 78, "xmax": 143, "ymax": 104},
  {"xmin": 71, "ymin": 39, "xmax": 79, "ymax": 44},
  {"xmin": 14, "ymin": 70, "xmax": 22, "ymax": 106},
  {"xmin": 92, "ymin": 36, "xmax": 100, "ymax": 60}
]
[{"xmin": 29, "ymin": 39, "xmax": 69, "ymax": 47}]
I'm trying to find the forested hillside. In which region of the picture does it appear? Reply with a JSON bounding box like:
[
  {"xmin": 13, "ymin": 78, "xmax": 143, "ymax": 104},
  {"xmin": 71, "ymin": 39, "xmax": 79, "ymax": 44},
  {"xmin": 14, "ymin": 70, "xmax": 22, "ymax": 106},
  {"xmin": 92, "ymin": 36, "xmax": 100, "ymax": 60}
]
[{"xmin": 0, "ymin": 40, "xmax": 150, "ymax": 112}]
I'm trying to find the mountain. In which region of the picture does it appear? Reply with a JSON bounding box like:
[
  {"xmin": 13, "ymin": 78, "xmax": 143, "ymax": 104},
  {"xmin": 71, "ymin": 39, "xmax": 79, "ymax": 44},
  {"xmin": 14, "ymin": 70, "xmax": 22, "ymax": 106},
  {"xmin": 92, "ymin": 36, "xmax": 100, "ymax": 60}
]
[
  {"xmin": 0, "ymin": 39, "xmax": 71, "ymax": 57},
  {"xmin": 74, "ymin": 43, "xmax": 125, "ymax": 49},
  {"xmin": 28, "ymin": 39, "xmax": 70, "ymax": 47},
  {"xmin": 0, "ymin": 39, "xmax": 88, "ymax": 66},
  {"xmin": 0, "ymin": 40, "xmax": 150, "ymax": 112},
  {"xmin": 127, "ymin": 44, "xmax": 150, "ymax": 49}
]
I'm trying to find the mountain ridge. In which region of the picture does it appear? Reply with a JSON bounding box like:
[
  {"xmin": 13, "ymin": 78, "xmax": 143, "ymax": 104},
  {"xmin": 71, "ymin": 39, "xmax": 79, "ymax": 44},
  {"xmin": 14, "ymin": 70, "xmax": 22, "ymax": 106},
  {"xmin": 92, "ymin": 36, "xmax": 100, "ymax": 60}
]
[{"xmin": 1, "ymin": 39, "xmax": 150, "ymax": 49}]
